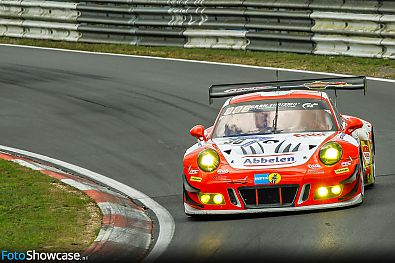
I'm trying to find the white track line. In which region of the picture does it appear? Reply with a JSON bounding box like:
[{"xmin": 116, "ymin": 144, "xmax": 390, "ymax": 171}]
[
  {"xmin": 0, "ymin": 145, "xmax": 174, "ymax": 263},
  {"xmin": 0, "ymin": 43, "xmax": 394, "ymax": 83}
]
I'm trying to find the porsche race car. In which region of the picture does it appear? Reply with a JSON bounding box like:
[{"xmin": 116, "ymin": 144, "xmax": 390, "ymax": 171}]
[{"xmin": 183, "ymin": 76, "xmax": 375, "ymax": 215}]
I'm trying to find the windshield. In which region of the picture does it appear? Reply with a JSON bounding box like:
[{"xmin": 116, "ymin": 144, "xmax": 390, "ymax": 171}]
[{"xmin": 213, "ymin": 98, "xmax": 336, "ymax": 138}]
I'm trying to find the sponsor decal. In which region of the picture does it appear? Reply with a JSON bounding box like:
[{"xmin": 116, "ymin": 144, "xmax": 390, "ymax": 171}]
[
  {"xmin": 243, "ymin": 154, "xmax": 296, "ymax": 166},
  {"xmin": 232, "ymin": 175, "xmax": 249, "ymax": 183},
  {"xmin": 302, "ymin": 102, "xmax": 319, "ymax": 109},
  {"xmin": 308, "ymin": 163, "xmax": 322, "ymax": 169},
  {"xmin": 338, "ymin": 133, "xmax": 346, "ymax": 140},
  {"xmin": 269, "ymin": 173, "xmax": 281, "ymax": 184},
  {"xmin": 254, "ymin": 173, "xmax": 269, "ymax": 184},
  {"xmin": 190, "ymin": 176, "xmax": 202, "ymax": 182},
  {"xmin": 217, "ymin": 169, "xmax": 229, "ymax": 174},
  {"xmin": 223, "ymin": 86, "xmax": 270, "ymax": 94},
  {"xmin": 254, "ymin": 173, "xmax": 281, "ymax": 185},
  {"xmin": 223, "ymin": 103, "xmax": 299, "ymax": 116},
  {"xmin": 294, "ymin": 133, "xmax": 326, "ymax": 138},
  {"xmin": 212, "ymin": 175, "xmax": 230, "ymax": 181},
  {"xmin": 362, "ymin": 145, "xmax": 369, "ymax": 152},
  {"xmin": 362, "ymin": 143, "xmax": 371, "ymax": 163},
  {"xmin": 341, "ymin": 161, "xmax": 352, "ymax": 167},
  {"xmin": 304, "ymin": 81, "xmax": 351, "ymax": 89},
  {"xmin": 240, "ymin": 141, "xmax": 258, "ymax": 147},
  {"xmin": 335, "ymin": 167, "xmax": 350, "ymax": 174},
  {"xmin": 188, "ymin": 165, "xmax": 199, "ymax": 175},
  {"xmin": 363, "ymin": 152, "xmax": 371, "ymax": 163},
  {"xmin": 307, "ymin": 170, "xmax": 325, "ymax": 174}
]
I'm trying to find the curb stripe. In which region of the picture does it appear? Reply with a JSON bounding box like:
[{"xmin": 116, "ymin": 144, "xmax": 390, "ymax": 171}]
[
  {"xmin": 98, "ymin": 202, "xmax": 151, "ymax": 222},
  {"xmin": 95, "ymin": 226, "xmax": 151, "ymax": 248},
  {"xmin": 84, "ymin": 190, "xmax": 143, "ymax": 211},
  {"xmin": 40, "ymin": 169, "xmax": 69, "ymax": 180},
  {"xmin": 0, "ymin": 153, "xmax": 15, "ymax": 160},
  {"xmin": 12, "ymin": 159, "xmax": 43, "ymax": 170},
  {"xmin": 61, "ymin": 178, "xmax": 94, "ymax": 191},
  {"xmin": 102, "ymin": 214, "xmax": 153, "ymax": 231},
  {"xmin": 84, "ymin": 189, "xmax": 132, "ymax": 204}
]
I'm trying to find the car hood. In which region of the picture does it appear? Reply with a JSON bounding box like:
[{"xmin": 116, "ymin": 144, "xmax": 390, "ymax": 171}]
[{"xmin": 212, "ymin": 132, "xmax": 336, "ymax": 169}]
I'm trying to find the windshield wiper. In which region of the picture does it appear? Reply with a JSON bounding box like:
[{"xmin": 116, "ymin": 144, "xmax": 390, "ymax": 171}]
[{"xmin": 272, "ymin": 100, "xmax": 279, "ymax": 134}]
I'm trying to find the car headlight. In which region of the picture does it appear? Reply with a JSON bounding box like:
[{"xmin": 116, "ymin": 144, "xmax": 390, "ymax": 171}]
[
  {"xmin": 197, "ymin": 148, "xmax": 220, "ymax": 172},
  {"xmin": 319, "ymin": 142, "xmax": 343, "ymax": 166}
]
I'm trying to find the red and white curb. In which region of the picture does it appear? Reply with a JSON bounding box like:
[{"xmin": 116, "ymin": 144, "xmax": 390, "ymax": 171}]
[{"xmin": 0, "ymin": 146, "xmax": 175, "ymax": 262}]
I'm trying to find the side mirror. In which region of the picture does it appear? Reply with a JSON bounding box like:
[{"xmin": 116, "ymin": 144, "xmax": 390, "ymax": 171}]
[
  {"xmin": 190, "ymin": 125, "xmax": 207, "ymax": 142},
  {"xmin": 345, "ymin": 117, "xmax": 363, "ymax": 135}
]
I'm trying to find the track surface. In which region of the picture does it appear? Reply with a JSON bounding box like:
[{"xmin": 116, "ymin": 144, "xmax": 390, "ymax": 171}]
[{"xmin": 1, "ymin": 46, "xmax": 395, "ymax": 262}]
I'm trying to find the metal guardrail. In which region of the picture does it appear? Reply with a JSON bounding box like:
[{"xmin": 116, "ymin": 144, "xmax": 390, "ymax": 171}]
[{"xmin": 0, "ymin": 0, "xmax": 394, "ymax": 59}]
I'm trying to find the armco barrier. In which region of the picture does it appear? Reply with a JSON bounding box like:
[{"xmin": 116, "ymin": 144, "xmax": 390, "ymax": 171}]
[
  {"xmin": 0, "ymin": 0, "xmax": 393, "ymax": 59},
  {"xmin": 0, "ymin": 1, "xmax": 81, "ymax": 41}
]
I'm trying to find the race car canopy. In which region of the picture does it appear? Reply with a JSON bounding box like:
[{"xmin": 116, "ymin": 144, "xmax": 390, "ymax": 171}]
[{"xmin": 209, "ymin": 76, "xmax": 367, "ymax": 104}]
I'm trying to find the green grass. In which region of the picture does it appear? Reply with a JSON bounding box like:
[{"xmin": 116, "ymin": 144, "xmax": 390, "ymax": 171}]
[
  {"xmin": 0, "ymin": 159, "xmax": 102, "ymax": 252},
  {"xmin": 1, "ymin": 37, "xmax": 395, "ymax": 79}
]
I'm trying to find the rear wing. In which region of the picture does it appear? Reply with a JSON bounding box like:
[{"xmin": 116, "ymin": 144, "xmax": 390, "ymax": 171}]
[{"xmin": 208, "ymin": 76, "xmax": 367, "ymax": 104}]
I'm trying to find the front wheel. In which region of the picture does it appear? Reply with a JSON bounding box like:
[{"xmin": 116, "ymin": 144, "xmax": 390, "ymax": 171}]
[{"xmin": 361, "ymin": 140, "xmax": 375, "ymax": 187}]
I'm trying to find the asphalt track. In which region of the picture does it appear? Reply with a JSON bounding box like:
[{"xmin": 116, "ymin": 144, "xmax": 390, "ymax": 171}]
[{"xmin": 1, "ymin": 45, "xmax": 395, "ymax": 263}]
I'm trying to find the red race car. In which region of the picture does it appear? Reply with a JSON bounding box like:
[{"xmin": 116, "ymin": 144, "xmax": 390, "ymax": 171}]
[{"xmin": 183, "ymin": 76, "xmax": 375, "ymax": 215}]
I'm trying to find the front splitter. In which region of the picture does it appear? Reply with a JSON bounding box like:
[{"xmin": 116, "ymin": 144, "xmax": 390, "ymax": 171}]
[{"xmin": 185, "ymin": 194, "xmax": 362, "ymax": 215}]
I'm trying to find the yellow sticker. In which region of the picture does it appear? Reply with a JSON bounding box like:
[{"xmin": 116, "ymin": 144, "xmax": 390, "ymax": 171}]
[
  {"xmin": 335, "ymin": 167, "xmax": 350, "ymax": 174},
  {"xmin": 269, "ymin": 173, "xmax": 281, "ymax": 184},
  {"xmin": 190, "ymin": 176, "xmax": 202, "ymax": 182}
]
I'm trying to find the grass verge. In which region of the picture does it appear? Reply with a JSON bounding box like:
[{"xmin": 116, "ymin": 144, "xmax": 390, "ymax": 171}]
[
  {"xmin": 0, "ymin": 158, "xmax": 102, "ymax": 252},
  {"xmin": 1, "ymin": 37, "xmax": 394, "ymax": 79}
]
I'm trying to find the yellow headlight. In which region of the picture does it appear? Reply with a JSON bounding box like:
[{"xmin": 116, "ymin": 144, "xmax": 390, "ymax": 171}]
[
  {"xmin": 198, "ymin": 193, "xmax": 225, "ymax": 205},
  {"xmin": 315, "ymin": 185, "xmax": 343, "ymax": 199},
  {"xmin": 319, "ymin": 142, "xmax": 343, "ymax": 166},
  {"xmin": 199, "ymin": 194, "xmax": 211, "ymax": 204},
  {"xmin": 317, "ymin": 187, "xmax": 329, "ymax": 197},
  {"xmin": 331, "ymin": 185, "xmax": 342, "ymax": 195},
  {"xmin": 213, "ymin": 194, "xmax": 224, "ymax": 205},
  {"xmin": 197, "ymin": 148, "xmax": 220, "ymax": 172}
]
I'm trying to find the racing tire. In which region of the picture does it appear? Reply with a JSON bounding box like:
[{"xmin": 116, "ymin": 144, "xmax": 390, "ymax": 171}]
[{"xmin": 365, "ymin": 138, "xmax": 376, "ymax": 188}]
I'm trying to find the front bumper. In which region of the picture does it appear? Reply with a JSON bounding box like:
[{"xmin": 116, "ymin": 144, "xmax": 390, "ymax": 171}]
[
  {"xmin": 185, "ymin": 194, "xmax": 362, "ymax": 215},
  {"xmin": 183, "ymin": 162, "xmax": 363, "ymax": 214}
]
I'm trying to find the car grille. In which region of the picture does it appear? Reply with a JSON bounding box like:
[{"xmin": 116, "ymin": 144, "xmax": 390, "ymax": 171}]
[{"xmin": 238, "ymin": 185, "xmax": 299, "ymax": 209}]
